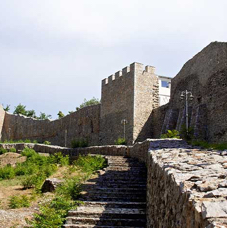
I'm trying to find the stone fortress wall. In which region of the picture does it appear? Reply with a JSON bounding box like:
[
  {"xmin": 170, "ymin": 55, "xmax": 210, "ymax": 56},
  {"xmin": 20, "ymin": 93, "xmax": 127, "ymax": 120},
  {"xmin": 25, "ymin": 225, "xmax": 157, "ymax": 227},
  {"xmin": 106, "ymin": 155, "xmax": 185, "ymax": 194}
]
[
  {"xmin": 0, "ymin": 62, "xmax": 161, "ymax": 146},
  {"xmin": 1, "ymin": 42, "xmax": 227, "ymax": 145},
  {"xmin": 100, "ymin": 62, "xmax": 159, "ymax": 145},
  {"xmin": 1, "ymin": 104, "xmax": 100, "ymax": 147},
  {"xmin": 155, "ymin": 42, "xmax": 227, "ymax": 142}
]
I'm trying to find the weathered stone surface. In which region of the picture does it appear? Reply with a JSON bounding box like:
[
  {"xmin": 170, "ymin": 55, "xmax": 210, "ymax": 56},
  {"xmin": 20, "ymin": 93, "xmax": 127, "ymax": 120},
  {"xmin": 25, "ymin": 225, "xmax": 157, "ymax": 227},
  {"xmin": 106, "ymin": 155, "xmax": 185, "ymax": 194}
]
[
  {"xmin": 100, "ymin": 62, "xmax": 159, "ymax": 145},
  {"xmin": 41, "ymin": 178, "xmax": 64, "ymax": 193},
  {"xmin": 158, "ymin": 42, "xmax": 227, "ymax": 142},
  {"xmin": 202, "ymin": 201, "xmax": 227, "ymax": 219},
  {"xmin": 1, "ymin": 104, "xmax": 100, "ymax": 147}
]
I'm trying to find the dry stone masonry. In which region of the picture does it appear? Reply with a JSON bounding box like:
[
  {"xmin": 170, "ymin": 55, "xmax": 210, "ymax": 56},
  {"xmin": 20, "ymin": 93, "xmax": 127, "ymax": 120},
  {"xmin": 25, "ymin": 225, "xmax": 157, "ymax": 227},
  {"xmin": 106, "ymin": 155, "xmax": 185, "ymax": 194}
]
[
  {"xmin": 156, "ymin": 42, "xmax": 227, "ymax": 142},
  {"xmin": 146, "ymin": 139, "xmax": 227, "ymax": 228}
]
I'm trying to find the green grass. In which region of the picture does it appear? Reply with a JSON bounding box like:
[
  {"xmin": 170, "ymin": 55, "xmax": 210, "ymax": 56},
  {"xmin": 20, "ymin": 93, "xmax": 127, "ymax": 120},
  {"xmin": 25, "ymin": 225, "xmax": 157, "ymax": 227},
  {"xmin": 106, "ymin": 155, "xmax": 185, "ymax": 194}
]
[
  {"xmin": 9, "ymin": 195, "xmax": 30, "ymax": 209},
  {"xmin": 29, "ymin": 154, "xmax": 107, "ymax": 228},
  {"xmin": 191, "ymin": 140, "xmax": 227, "ymax": 150},
  {"xmin": 0, "ymin": 148, "xmax": 69, "ymax": 190}
]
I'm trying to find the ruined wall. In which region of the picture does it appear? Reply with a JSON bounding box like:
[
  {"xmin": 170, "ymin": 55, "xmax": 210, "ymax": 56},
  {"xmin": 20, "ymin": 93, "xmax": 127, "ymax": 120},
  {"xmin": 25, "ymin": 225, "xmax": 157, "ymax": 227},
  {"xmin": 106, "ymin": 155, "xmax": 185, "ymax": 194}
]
[
  {"xmin": 1, "ymin": 104, "xmax": 100, "ymax": 147},
  {"xmin": 134, "ymin": 65, "xmax": 159, "ymax": 142},
  {"xmin": 100, "ymin": 62, "xmax": 160, "ymax": 145},
  {"xmin": 150, "ymin": 103, "xmax": 169, "ymax": 138},
  {"xmin": 160, "ymin": 42, "xmax": 227, "ymax": 142},
  {"xmin": 0, "ymin": 105, "xmax": 5, "ymax": 140}
]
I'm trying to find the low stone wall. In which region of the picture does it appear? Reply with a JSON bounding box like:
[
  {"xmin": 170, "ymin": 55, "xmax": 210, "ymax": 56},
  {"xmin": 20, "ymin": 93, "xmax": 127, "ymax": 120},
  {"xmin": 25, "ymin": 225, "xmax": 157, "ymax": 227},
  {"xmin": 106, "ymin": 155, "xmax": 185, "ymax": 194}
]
[
  {"xmin": 1, "ymin": 139, "xmax": 227, "ymax": 227},
  {"xmin": 1, "ymin": 104, "xmax": 100, "ymax": 147},
  {"xmin": 146, "ymin": 139, "xmax": 227, "ymax": 228},
  {"xmin": 0, "ymin": 143, "xmax": 128, "ymax": 158}
]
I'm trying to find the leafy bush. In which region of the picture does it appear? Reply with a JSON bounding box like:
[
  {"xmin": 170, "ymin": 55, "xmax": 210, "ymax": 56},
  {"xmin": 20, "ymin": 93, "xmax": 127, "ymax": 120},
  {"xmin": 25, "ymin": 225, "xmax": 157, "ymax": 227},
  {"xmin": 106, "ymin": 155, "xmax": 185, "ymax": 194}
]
[
  {"xmin": 24, "ymin": 139, "xmax": 31, "ymax": 143},
  {"xmin": 21, "ymin": 148, "xmax": 37, "ymax": 158},
  {"xmin": 0, "ymin": 148, "xmax": 7, "ymax": 155},
  {"xmin": 56, "ymin": 177, "xmax": 81, "ymax": 200},
  {"xmin": 9, "ymin": 195, "xmax": 30, "ymax": 209},
  {"xmin": 0, "ymin": 164, "xmax": 15, "ymax": 180},
  {"xmin": 9, "ymin": 147, "xmax": 16, "ymax": 152},
  {"xmin": 43, "ymin": 141, "xmax": 51, "ymax": 145},
  {"xmin": 22, "ymin": 173, "xmax": 47, "ymax": 190},
  {"xmin": 179, "ymin": 125, "xmax": 194, "ymax": 141},
  {"xmin": 30, "ymin": 196, "xmax": 75, "ymax": 228},
  {"xmin": 115, "ymin": 137, "xmax": 127, "ymax": 145},
  {"xmin": 33, "ymin": 140, "xmax": 38, "ymax": 144},
  {"xmin": 161, "ymin": 129, "xmax": 180, "ymax": 139},
  {"xmin": 74, "ymin": 155, "xmax": 107, "ymax": 173},
  {"xmin": 51, "ymin": 152, "xmax": 69, "ymax": 166},
  {"xmin": 71, "ymin": 139, "xmax": 88, "ymax": 148}
]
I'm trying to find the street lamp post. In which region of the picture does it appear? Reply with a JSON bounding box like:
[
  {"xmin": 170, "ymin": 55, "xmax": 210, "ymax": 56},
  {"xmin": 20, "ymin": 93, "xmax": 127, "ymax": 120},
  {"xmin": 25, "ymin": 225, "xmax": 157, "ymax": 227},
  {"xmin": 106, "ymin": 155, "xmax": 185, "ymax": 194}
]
[
  {"xmin": 121, "ymin": 119, "xmax": 128, "ymax": 140},
  {"xmin": 8, "ymin": 128, "xmax": 11, "ymax": 140},
  {"xmin": 64, "ymin": 129, "xmax": 67, "ymax": 147},
  {"xmin": 180, "ymin": 90, "xmax": 194, "ymax": 135}
]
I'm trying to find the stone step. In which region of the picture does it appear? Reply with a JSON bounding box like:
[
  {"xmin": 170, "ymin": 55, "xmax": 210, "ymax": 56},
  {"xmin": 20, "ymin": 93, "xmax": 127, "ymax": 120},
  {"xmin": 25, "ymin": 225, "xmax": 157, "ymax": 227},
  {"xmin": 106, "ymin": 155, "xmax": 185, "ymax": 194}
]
[
  {"xmin": 81, "ymin": 191, "xmax": 145, "ymax": 197},
  {"xmin": 64, "ymin": 156, "xmax": 147, "ymax": 227},
  {"xmin": 85, "ymin": 181, "xmax": 146, "ymax": 187},
  {"xmin": 81, "ymin": 195, "xmax": 146, "ymax": 202},
  {"xmin": 93, "ymin": 183, "xmax": 146, "ymax": 188},
  {"xmin": 82, "ymin": 201, "xmax": 146, "ymax": 208},
  {"xmin": 94, "ymin": 178, "xmax": 146, "ymax": 183},
  {"xmin": 64, "ymin": 225, "xmax": 144, "ymax": 228},
  {"xmin": 105, "ymin": 167, "xmax": 146, "ymax": 171},
  {"xmin": 68, "ymin": 207, "xmax": 145, "ymax": 219},
  {"xmin": 82, "ymin": 187, "xmax": 146, "ymax": 193},
  {"xmin": 65, "ymin": 217, "xmax": 146, "ymax": 226}
]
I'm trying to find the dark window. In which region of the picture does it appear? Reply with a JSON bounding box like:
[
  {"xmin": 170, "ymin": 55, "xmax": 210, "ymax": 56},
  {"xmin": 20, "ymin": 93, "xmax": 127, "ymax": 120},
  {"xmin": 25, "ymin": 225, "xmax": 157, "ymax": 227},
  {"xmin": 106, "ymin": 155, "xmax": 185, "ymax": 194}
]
[{"xmin": 161, "ymin": 80, "xmax": 169, "ymax": 88}]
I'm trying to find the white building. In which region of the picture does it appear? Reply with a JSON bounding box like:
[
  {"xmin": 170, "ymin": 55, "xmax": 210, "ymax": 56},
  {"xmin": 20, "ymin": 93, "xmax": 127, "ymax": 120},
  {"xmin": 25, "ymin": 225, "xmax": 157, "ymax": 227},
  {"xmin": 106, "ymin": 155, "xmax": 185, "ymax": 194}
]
[{"xmin": 158, "ymin": 75, "xmax": 171, "ymax": 106}]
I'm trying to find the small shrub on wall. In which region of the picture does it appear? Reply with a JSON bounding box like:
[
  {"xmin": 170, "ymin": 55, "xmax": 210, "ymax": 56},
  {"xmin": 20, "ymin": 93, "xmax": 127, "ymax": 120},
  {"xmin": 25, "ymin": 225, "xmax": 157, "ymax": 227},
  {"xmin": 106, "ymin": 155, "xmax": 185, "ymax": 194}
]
[
  {"xmin": 115, "ymin": 138, "xmax": 127, "ymax": 145},
  {"xmin": 161, "ymin": 130, "xmax": 180, "ymax": 139},
  {"xmin": 71, "ymin": 139, "xmax": 88, "ymax": 148}
]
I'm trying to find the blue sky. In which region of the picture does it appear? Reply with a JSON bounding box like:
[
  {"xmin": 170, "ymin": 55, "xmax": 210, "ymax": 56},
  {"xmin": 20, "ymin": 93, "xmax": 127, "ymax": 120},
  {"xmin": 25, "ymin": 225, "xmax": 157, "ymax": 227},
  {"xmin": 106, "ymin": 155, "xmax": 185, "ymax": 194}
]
[{"xmin": 1, "ymin": 0, "xmax": 227, "ymax": 118}]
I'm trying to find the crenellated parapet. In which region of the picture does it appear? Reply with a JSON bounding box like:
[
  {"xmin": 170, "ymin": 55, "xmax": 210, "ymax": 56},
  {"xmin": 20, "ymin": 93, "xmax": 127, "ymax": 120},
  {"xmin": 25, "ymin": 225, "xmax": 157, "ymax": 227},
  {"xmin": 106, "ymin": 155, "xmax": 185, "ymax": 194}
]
[{"xmin": 102, "ymin": 62, "xmax": 156, "ymax": 86}]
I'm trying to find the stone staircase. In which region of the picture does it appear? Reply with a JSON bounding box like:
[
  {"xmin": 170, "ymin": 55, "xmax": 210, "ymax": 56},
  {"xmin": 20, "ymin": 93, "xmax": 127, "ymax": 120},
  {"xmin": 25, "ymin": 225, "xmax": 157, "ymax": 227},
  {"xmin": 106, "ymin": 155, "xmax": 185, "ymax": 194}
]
[{"xmin": 64, "ymin": 156, "xmax": 147, "ymax": 228}]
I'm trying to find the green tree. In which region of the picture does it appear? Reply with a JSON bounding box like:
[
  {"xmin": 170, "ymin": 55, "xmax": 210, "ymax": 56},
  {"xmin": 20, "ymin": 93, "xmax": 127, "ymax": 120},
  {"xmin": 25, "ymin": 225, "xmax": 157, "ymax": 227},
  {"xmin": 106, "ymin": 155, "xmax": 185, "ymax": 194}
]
[
  {"xmin": 13, "ymin": 104, "xmax": 27, "ymax": 116},
  {"xmin": 2, "ymin": 104, "xmax": 10, "ymax": 112},
  {"xmin": 27, "ymin": 110, "xmax": 36, "ymax": 118},
  {"xmin": 57, "ymin": 111, "xmax": 65, "ymax": 119},
  {"xmin": 76, "ymin": 97, "xmax": 100, "ymax": 111},
  {"xmin": 38, "ymin": 112, "xmax": 52, "ymax": 120}
]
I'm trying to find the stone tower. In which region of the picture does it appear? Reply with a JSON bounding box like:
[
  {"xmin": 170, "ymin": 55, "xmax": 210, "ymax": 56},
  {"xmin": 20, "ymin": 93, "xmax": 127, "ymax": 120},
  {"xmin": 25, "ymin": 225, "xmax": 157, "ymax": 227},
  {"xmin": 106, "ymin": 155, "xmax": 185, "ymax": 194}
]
[{"xmin": 100, "ymin": 62, "xmax": 159, "ymax": 145}]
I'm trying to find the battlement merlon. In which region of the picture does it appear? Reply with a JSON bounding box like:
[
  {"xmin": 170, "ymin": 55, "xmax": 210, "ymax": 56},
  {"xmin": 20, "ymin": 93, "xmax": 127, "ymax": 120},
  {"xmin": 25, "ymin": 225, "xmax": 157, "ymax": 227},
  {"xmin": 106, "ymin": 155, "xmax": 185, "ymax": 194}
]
[{"xmin": 101, "ymin": 62, "xmax": 156, "ymax": 86}]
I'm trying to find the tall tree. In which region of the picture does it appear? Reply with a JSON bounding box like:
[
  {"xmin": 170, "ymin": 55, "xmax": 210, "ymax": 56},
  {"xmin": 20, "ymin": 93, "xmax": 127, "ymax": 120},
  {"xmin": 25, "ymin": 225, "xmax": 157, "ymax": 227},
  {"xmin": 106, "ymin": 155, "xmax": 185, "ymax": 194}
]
[
  {"xmin": 76, "ymin": 97, "xmax": 100, "ymax": 111},
  {"xmin": 13, "ymin": 104, "xmax": 27, "ymax": 116}
]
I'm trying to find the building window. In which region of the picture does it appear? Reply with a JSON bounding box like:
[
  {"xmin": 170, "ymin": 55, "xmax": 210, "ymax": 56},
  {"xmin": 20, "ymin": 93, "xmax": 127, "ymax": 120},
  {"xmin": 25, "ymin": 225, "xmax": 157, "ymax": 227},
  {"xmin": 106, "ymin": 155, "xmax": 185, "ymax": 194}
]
[{"xmin": 161, "ymin": 80, "xmax": 169, "ymax": 88}]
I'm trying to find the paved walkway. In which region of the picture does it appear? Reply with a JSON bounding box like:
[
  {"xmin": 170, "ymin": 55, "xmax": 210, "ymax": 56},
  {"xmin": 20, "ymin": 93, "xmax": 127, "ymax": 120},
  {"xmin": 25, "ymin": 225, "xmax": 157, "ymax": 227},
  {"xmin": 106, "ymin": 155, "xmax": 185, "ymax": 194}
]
[{"xmin": 64, "ymin": 156, "xmax": 147, "ymax": 228}]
